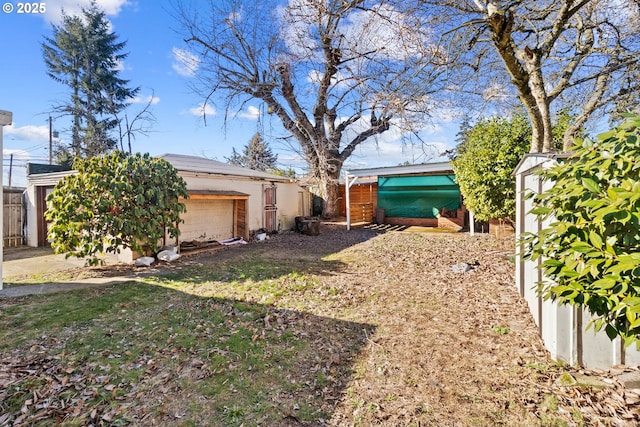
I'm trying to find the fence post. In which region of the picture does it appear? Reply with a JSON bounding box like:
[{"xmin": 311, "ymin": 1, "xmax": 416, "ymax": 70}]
[{"xmin": 0, "ymin": 110, "xmax": 14, "ymax": 290}]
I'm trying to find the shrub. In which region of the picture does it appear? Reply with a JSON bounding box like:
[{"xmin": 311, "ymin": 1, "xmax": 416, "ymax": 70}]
[
  {"xmin": 46, "ymin": 152, "xmax": 188, "ymax": 265},
  {"xmin": 523, "ymin": 114, "xmax": 640, "ymax": 346},
  {"xmin": 451, "ymin": 113, "xmax": 531, "ymax": 222}
]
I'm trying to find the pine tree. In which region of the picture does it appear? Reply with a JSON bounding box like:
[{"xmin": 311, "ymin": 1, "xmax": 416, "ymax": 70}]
[
  {"xmin": 226, "ymin": 147, "xmax": 244, "ymax": 167},
  {"xmin": 226, "ymin": 133, "xmax": 278, "ymax": 172},
  {"xmin": 43, "ymin": 2, "xmax": 139, "ymax": 161}
]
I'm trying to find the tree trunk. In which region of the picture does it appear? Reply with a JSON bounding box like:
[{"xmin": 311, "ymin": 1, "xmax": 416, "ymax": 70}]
[
  {"xmin": 318, "ymin": 163, "xmax": 342, "ymax": 219},
  {"xmin": 322, "ymin": 179, "xmax": 341, "ymax": 219},
  {"xmin": 487, "ymin": 11, "xmax": 552, "ymax": 153},
  {"xmin": 526, "ymin": 58, "xmax": 554, "ymax": 153}
]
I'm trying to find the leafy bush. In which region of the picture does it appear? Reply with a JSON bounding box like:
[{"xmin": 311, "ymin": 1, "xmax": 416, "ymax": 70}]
[
  {"xmin": 451, "ymin": 113, "xmax": 531, "ymax": 222},
  {"xmin": 46, "ymin": 152, "xmax": 188, "ymax": 265},
  {"xmin": 523, "ymin": 114, "xmax": 640, "ymax": 346}
]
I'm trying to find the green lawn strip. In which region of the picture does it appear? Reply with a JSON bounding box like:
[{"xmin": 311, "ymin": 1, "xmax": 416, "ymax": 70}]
[
  {"xmin": 0, "ymin": 259, "xmax": 363, "ymax": 425},
  {"xmin": 149, "ymin": 261, "xmax": 319, "ymax": 308}
]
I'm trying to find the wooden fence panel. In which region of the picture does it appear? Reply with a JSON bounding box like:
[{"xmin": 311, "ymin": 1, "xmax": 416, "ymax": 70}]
[
  {"xmin": 349, "ymin": 203, "xmax": 374, "ymax": 224},
  {"xmin": 340, "ymin": 183, "xmax": 376, "ymax": 217},
  {"xmin": 3, "ymin": 189, "xmax": 23, "ymax": 247}
]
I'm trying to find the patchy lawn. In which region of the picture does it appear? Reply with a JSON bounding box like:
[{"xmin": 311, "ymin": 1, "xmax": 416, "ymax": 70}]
[{"xmin": 1, "ymin": 225, "xmax": 639, "ymax": 426}]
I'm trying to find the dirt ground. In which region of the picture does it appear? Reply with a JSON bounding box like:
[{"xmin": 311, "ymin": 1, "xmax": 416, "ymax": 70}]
[
  {"xmin": 254, "ymin": 225, "xmax": 639, "ymax": 426},
  {"xmin": 2, "ymin": 224, "xmax": 640, "ymax": 425}
]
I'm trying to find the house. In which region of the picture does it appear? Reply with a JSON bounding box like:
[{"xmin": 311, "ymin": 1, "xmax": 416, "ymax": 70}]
[
  {"xmin": 24, "ymin": 154, "xmax": 310, "ymax": 258},
  {"xmin": 342, "ymin": 162, "xmax": 467, "ymax": 230}
]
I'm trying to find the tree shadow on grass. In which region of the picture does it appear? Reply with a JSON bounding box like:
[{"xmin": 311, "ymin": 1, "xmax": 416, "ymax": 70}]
[
  {"xmin": 164, "ymin": 225, "xmax": 383, "ymax": 282},
  {"xmin": 0, "ymin": 280, "xmax": 375, "ymax": 426}
]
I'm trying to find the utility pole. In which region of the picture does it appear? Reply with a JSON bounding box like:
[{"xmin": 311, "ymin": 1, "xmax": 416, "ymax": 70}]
[
  {"xmin": 8, "ymin": 153, "xmax": 13, "ymax": 188},
  {"xmin": 49, "ymin": 116, "xmax": 53, "ymax": 165}
]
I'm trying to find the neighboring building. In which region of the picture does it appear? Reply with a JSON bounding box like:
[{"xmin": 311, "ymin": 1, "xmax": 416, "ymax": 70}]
[
  {"xmin": 342, "ymin": 162, "xmax": 467, "ymax": 230},
  {"xmin": 25, "ymin": 169, "xmax": 75, "ymax": 248},
  {"xmin": 157, "ymin": 154, "xmax": 308, "ymax": 243},
  {"xmin": 24, "ymin": 154, "xmax": 310, "ymax": 257}
]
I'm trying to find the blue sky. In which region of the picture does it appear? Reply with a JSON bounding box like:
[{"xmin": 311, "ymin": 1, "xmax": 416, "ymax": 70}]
[{"xmin": 0, "ymin": 0, "xmax": 459, "ymax": 188}]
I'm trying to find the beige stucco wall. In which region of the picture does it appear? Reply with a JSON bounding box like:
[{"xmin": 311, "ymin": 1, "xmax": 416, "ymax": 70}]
[
  {"xmin": 180, "ymin": 173, "xmax": 308, "ymax": 235},
  {"xmin": 25, "ymin": 171, "xmax": 75, "ymax": 247},
  {"xmin": 24, "ymin": 169, "xmax": 310, "ymax": 249},
  {"xmin": 24, "ymin": 182, "xmax": 39, "ymax": 247}
]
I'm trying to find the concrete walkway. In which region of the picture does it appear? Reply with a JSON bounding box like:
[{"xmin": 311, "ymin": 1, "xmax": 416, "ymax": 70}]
[
  {"xmin": 0, "ymin": 276, "xmax": 139, "ymax": 298},
  {"xmin": 1, "ymin": 246, "xmax": 134, "ymax": 298},
  {"xmin": 3, "ymin": 246, "xmax": 121, "ymax": 277}
]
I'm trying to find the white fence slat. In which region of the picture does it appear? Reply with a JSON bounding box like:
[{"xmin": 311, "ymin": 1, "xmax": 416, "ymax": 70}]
[{"xmin": 515, "ymin": 154, "xmax": 640, "ymax": 369}]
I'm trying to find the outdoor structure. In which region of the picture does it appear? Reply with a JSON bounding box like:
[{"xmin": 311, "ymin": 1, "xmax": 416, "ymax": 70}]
[
  {"xmin": 24, "ymin": 154, "xmax": 310, "ymax": 259},
  {"xmin": 514, "ymin": 154, "xmax": 640, "ymax": 369},
  {"xmin": 157, "ymin": 154, "xmax": 307, "ymax": 243},
  {"xmin": 23, "ymin": 164, "xmax": 73, "ymax": 249},
  {"xmin": 343, "ymin": 162, "xmax": 466, "ymax": 230}
]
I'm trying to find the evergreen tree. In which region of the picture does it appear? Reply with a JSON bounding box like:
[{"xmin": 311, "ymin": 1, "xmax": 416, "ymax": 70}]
[
  {"xmin": 226, "ymin": 133, "xmax": 278, "ymax": 172},
  {"xmin": 452, "ymin": 110, "xmax": 583, "ymax": 223},
  {"xmin": 43, "ymin": 2, "xmax": 139, "ymax": 161},
  {"xmin": 451, "ymin": 113, "xmax": 532, "ymax": 223},
  {"xmin": 226, "ymin": 147, "xmax": 244, "ymax": 167}
]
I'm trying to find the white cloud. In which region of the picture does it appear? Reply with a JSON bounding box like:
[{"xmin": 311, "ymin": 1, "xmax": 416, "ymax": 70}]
[
  {"xmin": 276, "ymin": 2, "xmax": 319, "ymax": 58},
  {"xmin": 482, "ymin": 82, "xmax": 510, "ymax": 102},
  {"xmin": 237, "ymin": 106, "xmax": 260, "ymax": 120},
  {"xmin": 278, "ymin": 1, "xmax": 433, "ymax": 64},
  {"xmin": 347, "ymin": 136, "xmax": 450, "ymax": 169},
  {"xmin": 341, "ymin": 4, "xmax": 431, "ymax": 61},
  {"xmin": 5, "ymin": 124, "xmax": 49, "ymax": 142},
  {"xmin": 306, "ymin": 69, "xmax": 353, "ymax": 90},
  {"xmin": 129, "ymin": 95, "xmax": 160, "ymax": 105},
  {"xmin": 43, "ymin": 0, "xmax": 129, "ymax": 24},
  {"xmin": 601, "ymin": 0, "xmax": 640, "ymax": 26},
  {"xmin": 172, "ymin": 47, "xmax": 200, "ymax": 77},
  {"xmin": 113, "ymin": 58, "xmax": 126, "ymax": 72},
  {"xmin": 188, "ymin": 103, "xmax": 216, "ymax": 118}
]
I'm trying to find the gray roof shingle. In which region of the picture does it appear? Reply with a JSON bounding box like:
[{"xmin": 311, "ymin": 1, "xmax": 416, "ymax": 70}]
[{"xmin": 157, "ymin": 154, "xmax": 293, "ymax": 182}]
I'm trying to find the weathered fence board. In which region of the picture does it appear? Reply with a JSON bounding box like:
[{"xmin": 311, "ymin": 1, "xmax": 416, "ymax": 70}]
[{"xmin": 3, "ymin": 188, "xmax": 24, "ymax": 247}]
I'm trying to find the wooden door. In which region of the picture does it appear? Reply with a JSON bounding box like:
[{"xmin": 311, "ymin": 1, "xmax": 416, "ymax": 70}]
[
  {"xmin": 263, "ymin": 184, "xmax": 277, "ymax": 232},
  {"xmin": 36, "ymin": 186, "xmax": 54, "ymax": 247}
]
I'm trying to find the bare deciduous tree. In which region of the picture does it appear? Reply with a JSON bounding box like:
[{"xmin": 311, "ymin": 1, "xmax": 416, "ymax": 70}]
[
  {"xmin": 432, "ymin": 0, "xmax": 640, "ymax": 152},
  {"xmin": 115, "ymin": 92, "xmax": 157, "ymax": 154},
  {"xmin": 176, "ymin": 0, "xmax": 452, "ymax": 217}
]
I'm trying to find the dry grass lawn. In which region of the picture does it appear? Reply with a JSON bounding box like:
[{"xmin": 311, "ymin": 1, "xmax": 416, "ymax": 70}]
[{"xmin": 1, "ymin": 225, "xmax": 639, "ymax": 426}]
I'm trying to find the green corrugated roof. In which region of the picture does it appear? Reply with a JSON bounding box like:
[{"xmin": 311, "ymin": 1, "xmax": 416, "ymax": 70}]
[{"xmin": 378, "ymin": 175, "xmax": 457, "ymax": 188}]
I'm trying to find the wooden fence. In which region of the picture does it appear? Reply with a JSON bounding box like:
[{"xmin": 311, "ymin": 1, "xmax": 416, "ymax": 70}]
[
  {"xmin": 3, "ymin": 188, "xmax": 24, "ymax": 247},
  {"xmin": 348, "ymin": 202, "xmax": 374, "ymax": 224},
  {"xmin": 515, "ymin": 155, "xmax": 640, "ymax": 369}
]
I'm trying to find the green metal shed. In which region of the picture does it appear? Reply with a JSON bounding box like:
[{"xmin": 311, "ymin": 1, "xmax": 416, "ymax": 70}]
[
  {"xmin": 344, "ymin": 162, "xmax": 462, "ymax": 229},
  {"xmin": 377, "ymin": 174, "xmax": 460, "ymax": 219}
]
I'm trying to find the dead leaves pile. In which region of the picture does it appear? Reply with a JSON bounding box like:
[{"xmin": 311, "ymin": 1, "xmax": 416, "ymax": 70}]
[
  {"xmin": 0, "ymin": 352, "xmax": 132, "ymax": 426},
  {"xmin": 536, "ymin": 366, "xmax": 640, "ymax": 425}
]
